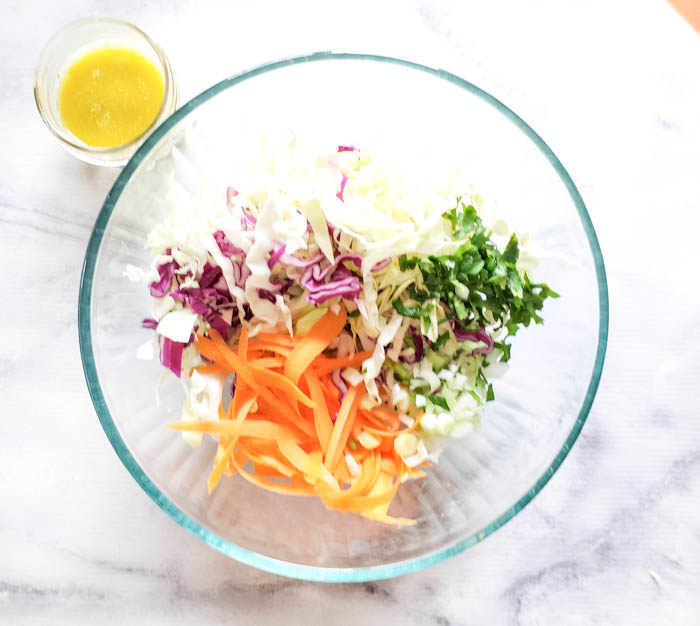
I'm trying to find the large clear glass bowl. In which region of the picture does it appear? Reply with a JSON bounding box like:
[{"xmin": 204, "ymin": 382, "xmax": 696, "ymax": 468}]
[{"xmin": 78, "ymin": 53, "xmax": 608, "ymax": 582}]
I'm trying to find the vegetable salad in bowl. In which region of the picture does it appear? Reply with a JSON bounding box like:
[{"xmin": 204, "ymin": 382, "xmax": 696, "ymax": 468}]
[{"xmin": 127, "ymin": 133, "xmax": 557, "ymax": 525}]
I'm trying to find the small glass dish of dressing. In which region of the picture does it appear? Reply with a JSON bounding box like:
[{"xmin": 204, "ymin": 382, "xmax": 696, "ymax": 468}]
[{"xmin": 34, "ymin": 18, "xmax": 178, "ymax": 166}]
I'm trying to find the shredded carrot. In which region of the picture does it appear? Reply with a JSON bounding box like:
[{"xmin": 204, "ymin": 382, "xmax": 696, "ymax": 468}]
[
  {"xmin": 255, "ymin": 332, "xmax": 297, "ymax": 347},
  {"xmin": 312, "ymin": 350, "xmax": 373, "ymax": 377},
  {"xmin": 199, "ymin": 333, "xmax": 259, "ymax": 390},
  {"xmin": 169, "ymin": 418, "xmax": 302, "ymax": 442},
  {"xmin": 179, "ymin": 311, "xmax": 422, "ymax": 524},
  {"xmin": 324, "ymin": 385, "xmax": 363, "ymax": 472},
  {"xmin": 284, "ymin": 310, "xmax": 347, "ymax": 384},
  {"xmin": 230, "ymin": 454, "xmax": 316, "ymax": 496},
  {"xmin": 256, "ymin": 397, "xmax": 315, "ymax": 438},
  {"xmin": 238, "ymin": 324, "xmax": 249, "ymax": 359},
  {"xmin": 246, "ymin": 342, "xmax": 293, "ymax": 358},
  {"xmin": 207, "ymin": 393, "xmax": 257, "ymax": 493},
  {"xmin": 303, "ymin": 370, "xmax": 334, "ymax": 453},
  {"xmin": 358, "ymin": 416, "xmax": 419, "ymax": 438},
  {"xmin": 248, "ymin": 357, "xmax": 283, "ymax": 369},
  {"xmin": 248, "ymin": 364, "xmax": 315, "ymax": 408}
]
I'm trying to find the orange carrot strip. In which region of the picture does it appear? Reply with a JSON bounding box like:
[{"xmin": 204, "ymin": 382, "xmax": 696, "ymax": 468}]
[
  {"xmin": 276, "ymin": 434, "xmax": 336, "ymax": 488},
  {"xmin": 207, "ymin": 394, "xmax": 257, "ymax": 493},
  {"xmin": 338, "ymin": 449, "xmax": 377, "ymax": 497},
  {"xmin": 256, "ymin": 397, "xmax": 315, "ymax": 438},
  {"xmin": 238, "ymin": 324, "xmax": 249, "ymax": 359},
  {"xmin": 359, "ymin": 409, "xmax": 391, "ymax": 430},
  {"xmin": 198, "ymin": 333, "xmax": 259, "ymax": 390},
  {"xmin": 246, "ymin": 343, "xmax": 293, "ymax": 358},
  {"xmin": 324, "ymin": 385, "xmax": 362, "ymax": 471},
  {"xmin": 335, "ymin": 461, "xmax": 351, "ymax": 485},
  {"xmin": 407, "ymin": 467, "xmax": 426, "ymax": 479},
  {"xmin": 361, "ymin": 470, "xmax": 402, "ymax": 516},
  {"xmin": 349, "ymin": 447, "xmax": 371, "ymax": 464},
  {"xmin": 303, "ymin": 370, "xmax": 334, "ymax": 454},
  {"xmin": 312, "ymin": 350, "xmax": 373, "ymax": 377},
  {"xmin": 315, "ymin": 472, "xmax": 399, "ymax": 512},
  {"xmin": 254, "ymin": 333, "xmax": 297, "ymax": 346},
  {"xmin": 248, "ymin": 364, "xmax": 315, "ymax": 408},
  {"xmin": 369, "ymin": 451, "xmax": 383, "ymax": 489},
  {"xmin": 248, "ymin": 357, "xmax": 283, "ymax": 369},
  {"xmin": 370, "ymin": 408, "xmax": 403, "ymax": 425},
  {"xmin": 239, "ymin": 445, "xmax": 296, "ymax": 478},
  {"xmin": 253, "ymin": 464, "xmax": 286, "ymax": 479},
  {"xmin": 358, "ymin": 417, "xmax": 418, "ymax": 438},
  {"xmin": 284, "ymin": 310, "xmax": 347, "ymax": 384},
  {"xmin": 229, "ymin": 455, "xmax": 315, "ymax": 496},
  {"xmin": 220, "ymin": 447, "xmax": 248, "ymax": 477},
  {"xmin": 169, "ymin": 419, "xmax": 297, "ymax": 441},
  {"xmin": 205, "ymin": 331, "xmax": 317, "ymax": 436},
  {"xmin": 321, "ymin": 378, "xmax": 340, "ymax": 400},
  {"xmin": 380, "ymin": 455, "xmax": 398, "ymax": 474}
]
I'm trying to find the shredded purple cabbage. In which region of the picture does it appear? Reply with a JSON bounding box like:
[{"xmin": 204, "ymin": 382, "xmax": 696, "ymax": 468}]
[
  {"xmin": 204, "ymin": 311, "xmax": 231, "ymax": 337},
  {"xmin": 401, "ymin": 326, "xmax": 424, "ymax": 364},
  {"xmin": 300, "ymin": 253, "xmax": 363, "ymax": 304},
  {"xmin": 451, "ymin": 322, "xmax": 494, "ymax": 356},
  {"xmin": 149, "ymin": 261, "xmax": 177, "ymax": 297},
  {"xmin": 336, "ymin": 173, "xmax": 348, "ymax": 202},
  {"xmin": 257, "ymin": 289, "xmax": 277, "ymax": 304},
  {"xmin": 267, "ymin": 245, "xmax": 286, "ymax": 269},
  {"xmin": 375, "ymin": 369, "xmax": 387, "ymax": 387},
  {"xmin": 280, "ymin": 251, "xmax": 325, "ymax": 268},
  {"xmin": 371, "ymin": 258, "xmax": 391, "ymax": 272},
  {"xmin": 141, "ymin": 318, "xmax": 158, "ymax": 330},
  {"xmin": 213, "ymin": 230, "xmax": 244, "ymax": 258},
  {"xmin": 199, "ymin": 262, "xmax": 223, "ymax": 289},
  {"xmin": 331, "ymin": 368, "xmax": 347, "ymax": 402},
  {"xmin": 241, "ymin": 209, "xmax": 257, "ymax": 231},
  {"xmin": 171, "ymin": 290, "xmax": 211, "ymax": 315},
  {"xmin": 160, "ymin": 337, "xmax": 184, "ymax": 377},
  {"xmin": 302, "ymin": 253, "xmax": 363, "ymax": 284},
  {"xmin": 170, "ymin": 258, "xmax": 237, "ymax": 337},
  {"xmin": 232, "ymin": 259, "xmax": 251, "ymax": 288}
]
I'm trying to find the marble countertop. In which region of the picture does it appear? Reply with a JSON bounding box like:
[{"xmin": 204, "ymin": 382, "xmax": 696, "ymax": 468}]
[{"xmin": 3, "ymin": 0, "xmax": 700, "ymax": 623}]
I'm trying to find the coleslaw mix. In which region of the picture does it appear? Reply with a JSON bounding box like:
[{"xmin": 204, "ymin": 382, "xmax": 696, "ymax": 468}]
[{"xmin": 127, "ymin": 133, "xmax": 557, "ymax": 520}]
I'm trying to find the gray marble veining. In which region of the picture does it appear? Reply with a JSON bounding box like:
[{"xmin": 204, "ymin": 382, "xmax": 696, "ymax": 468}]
[{"xmin": 2, "ymin": 0, "xmax": 700, "ymax": 624}]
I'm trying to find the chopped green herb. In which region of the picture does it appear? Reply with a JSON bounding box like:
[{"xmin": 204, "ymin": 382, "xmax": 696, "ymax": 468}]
[
  {"xmin": 392, "ymin": 200, "xmax": 557, "ymax": 361},
  {"xmin": 387, "ymin": 360, "xmax": 410, "ymax": 383},
  {"xmin": 486, "ymin": 383, "xmax": 495, "ymax": 402},
  {"xmin": 432, "ymin": 331, "xmax": 450, "ymax": 350},
  {"xmin": 429, "ymin": 395, "xmax": 450, "ymax": 411},
  {"xmin": 467, "ymin": 390, "xmax": 482, "ymax": 404}
]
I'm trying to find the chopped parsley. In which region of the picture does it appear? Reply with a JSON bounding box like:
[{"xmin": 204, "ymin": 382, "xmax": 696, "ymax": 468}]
[{"xmin": 393, "ymin": 199, "xmax": 558, "ymax": 361}]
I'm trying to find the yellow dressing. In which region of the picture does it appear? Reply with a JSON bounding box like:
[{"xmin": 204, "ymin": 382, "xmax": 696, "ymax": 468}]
[{"xmin": 58, "ymin": 46, "xmax": 164, "ymax": 147}]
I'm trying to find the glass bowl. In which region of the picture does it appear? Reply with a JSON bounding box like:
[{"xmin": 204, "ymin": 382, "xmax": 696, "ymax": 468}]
[
  {"xmin": 34, "ymin": 17, "xmax": 178, "ymax": 166},
  {"xmin": 78, "ymin": 53, "xmax": 608, "ymax": 581}
]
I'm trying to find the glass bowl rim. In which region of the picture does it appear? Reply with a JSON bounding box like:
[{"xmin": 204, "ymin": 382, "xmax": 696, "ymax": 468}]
[{"xmin": 78, "ymin": 52, "xmax": 609, "ymax": 583}]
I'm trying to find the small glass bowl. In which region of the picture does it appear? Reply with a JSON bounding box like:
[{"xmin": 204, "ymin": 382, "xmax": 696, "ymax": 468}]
[{"xmin": 34, "ymin": 18, "xmax": 178, "ymax": 167}]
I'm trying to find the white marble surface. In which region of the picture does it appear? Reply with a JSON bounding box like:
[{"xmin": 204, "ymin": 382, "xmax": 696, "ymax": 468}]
[{"xmin": 3, "ymin": 0, "xmax": 700, "ymax": 623}]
